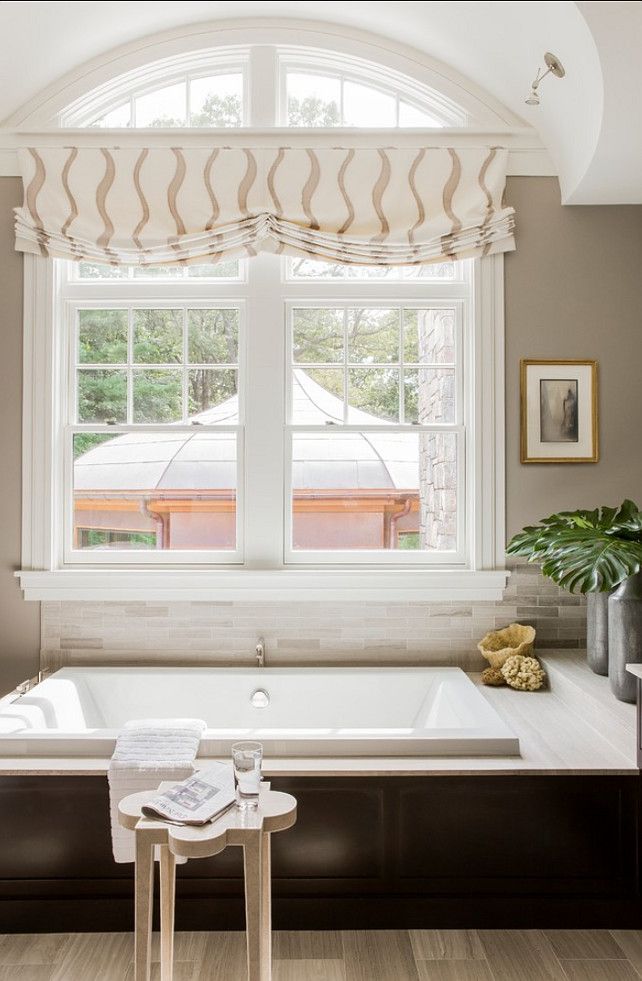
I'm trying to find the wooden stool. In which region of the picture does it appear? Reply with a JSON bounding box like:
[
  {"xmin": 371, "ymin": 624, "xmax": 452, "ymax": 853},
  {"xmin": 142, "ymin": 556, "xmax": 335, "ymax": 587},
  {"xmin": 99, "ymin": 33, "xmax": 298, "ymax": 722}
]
[{"xmin": 118, "ymin": 783, "xmax": 297, "ymax": 981}]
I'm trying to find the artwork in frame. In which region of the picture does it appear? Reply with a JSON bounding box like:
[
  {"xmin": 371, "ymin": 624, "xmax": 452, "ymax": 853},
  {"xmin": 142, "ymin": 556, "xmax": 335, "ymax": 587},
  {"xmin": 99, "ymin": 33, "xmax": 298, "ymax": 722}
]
[{"xmin": 520, "ymin": 359, "xmax": 598, "ymax": 463}]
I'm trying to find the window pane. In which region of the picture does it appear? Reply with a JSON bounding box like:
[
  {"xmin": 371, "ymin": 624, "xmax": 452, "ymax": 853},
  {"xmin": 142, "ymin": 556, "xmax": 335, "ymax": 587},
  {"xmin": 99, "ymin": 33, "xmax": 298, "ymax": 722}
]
[
  {"xmin": 404, "ymin": 309, "xmax": 456, "ymax": 364},
  {"xmin": 133, "ymin": 309, "xmax": 183, "ymax": 364},
  {"xmin": 404, "ymin": 368, "xmax": 455, "ymax": 424},
  {"xmin": 188, "ymin": 309, "xmax": 238, "ymax": 364},
  {"xmin": 132, "ymin": 265, "xmax": 182, "ymax": 279},
  {"xmin": 77, "ymin": 369, "xmax": 127, "ymax": 423},
  {"xmin": 403, "ymin": 262, "xmax": 458, "ymax": 280},
  {"xmin": 348, "ymin": 308, "xmax": 399, "ymax": 363},
  {"xmin": 398, "ymin": 101, "xmax": 441, "ymax": 127},
  {"xmin": 287, "ymin": 72, "xmax": 341, "ymax": 126},
  {"xmin": 293, "ymin": 308, "xmax": 344, "ymax": 364},
  {"xmin": 343, "ymin": 81, "xmax": 396, "ymax": 127},
  {"xmin": 188, "ymin": 260, "xmax": 240, "ymax": 279},
  {"xmin": 133, "ymin": 369, "xmax": 182, "ymax": 423},
  {"xmin": 292, "ymin": 367, "xmax": 344, "ymax": 423},
  {"xmin": 190, "ymin": 73, "xmax": 243, "ymax": 127},
  {"xmin": 348, "ymin": 367, "xmax": 400, "ymax": 422},
  {"xmin": 73, "ymin": 431, "xmax": 237, "ymax": 550},
  {"xmin": 78, "ymin": 263, "xmax": 128, "ymax": 279},
  {"xmin": 95, "ymin": 103, "xmax": 132, "ymax": 128},
  {"xmin": 290, "ymin": 431, "xmax": 457, "ymax": 550},
  {"xmin": 188, "ymin": 368, "xmax": 238, "ymax": 418},
  {"xmin": 135, "ymin": 83, "xmax": 186, "ymax": 127},
  {"xmin": 78, "ymin": 309, "xmax": 128, "ymax": 364},
  {"xmin": 287, "ymin": 258, "xmax": 393, "ymax": 280}
]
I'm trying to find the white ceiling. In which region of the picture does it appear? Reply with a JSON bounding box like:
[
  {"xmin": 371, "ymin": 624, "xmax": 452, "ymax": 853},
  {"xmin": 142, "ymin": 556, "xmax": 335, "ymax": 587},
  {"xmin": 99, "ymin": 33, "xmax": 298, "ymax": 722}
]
[{"xmin": 1, "ymin": 1, "xmax": 640, "ymax": 203}]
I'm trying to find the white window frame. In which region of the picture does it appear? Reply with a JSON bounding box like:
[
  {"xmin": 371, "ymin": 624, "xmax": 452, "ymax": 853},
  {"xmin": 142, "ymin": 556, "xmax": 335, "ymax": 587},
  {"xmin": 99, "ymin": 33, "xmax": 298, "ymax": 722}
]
[
  {"xmin": 284, "ymin": 294, "xmax": 466, "ymax": 567},
  {"xmin": 17, "ymin": 253, "xmax": 507, "ymax": 601},
  {"xmin": 277, "ymin": 48, "xmax": 466, "ymax": 128},
  {"xmin": 59, "ymin": 42, "xmax": 467, "ymax": 131},
  {"xmin": 63, "ymin": 292, "xmax": 246, "ymax": 567}
]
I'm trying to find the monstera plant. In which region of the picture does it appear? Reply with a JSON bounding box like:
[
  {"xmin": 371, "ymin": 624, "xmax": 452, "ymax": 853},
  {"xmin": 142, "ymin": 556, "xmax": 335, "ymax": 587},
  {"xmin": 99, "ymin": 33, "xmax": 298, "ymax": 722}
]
[
  {"xmin": 507, "ymin": 499, "xmax": 642, "ymax": 593},
  {"xmin": 508, "ymin": 500, "xmax": 642, "ymax": 697}
]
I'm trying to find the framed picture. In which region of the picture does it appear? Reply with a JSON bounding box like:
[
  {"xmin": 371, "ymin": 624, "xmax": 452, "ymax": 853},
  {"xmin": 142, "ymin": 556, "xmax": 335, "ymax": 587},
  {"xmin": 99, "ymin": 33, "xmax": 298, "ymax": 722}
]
[{"xmin": 520, "ymin": 359, "xmax": 598, "ymax": 463}]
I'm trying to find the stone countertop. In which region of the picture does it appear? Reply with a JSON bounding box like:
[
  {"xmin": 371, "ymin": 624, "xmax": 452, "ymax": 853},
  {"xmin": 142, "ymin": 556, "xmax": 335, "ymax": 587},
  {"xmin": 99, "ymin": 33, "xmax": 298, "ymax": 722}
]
[{"xmin": 0, "ymin": 651, "xmax": 637, "ymax": 777}]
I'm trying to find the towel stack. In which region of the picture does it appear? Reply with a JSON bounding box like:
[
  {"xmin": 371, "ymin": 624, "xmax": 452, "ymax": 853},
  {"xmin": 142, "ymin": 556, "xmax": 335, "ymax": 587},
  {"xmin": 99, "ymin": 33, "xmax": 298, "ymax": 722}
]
[{"xmin": 108, "ymin": 718, "xmax": 207, "ymax": 863}]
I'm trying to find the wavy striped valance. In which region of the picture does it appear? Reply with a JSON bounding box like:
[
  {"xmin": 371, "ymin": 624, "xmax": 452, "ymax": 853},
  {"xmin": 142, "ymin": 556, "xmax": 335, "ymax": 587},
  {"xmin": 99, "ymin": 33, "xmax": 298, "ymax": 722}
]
[{"xmin": 15, "ymin": 145, "xmax": 515, "ymax": 267}]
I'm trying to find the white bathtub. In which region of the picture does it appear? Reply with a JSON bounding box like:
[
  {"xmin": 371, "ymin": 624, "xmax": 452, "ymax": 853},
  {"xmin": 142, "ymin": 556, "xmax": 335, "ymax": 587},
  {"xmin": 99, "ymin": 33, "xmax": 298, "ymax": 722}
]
[{"xmin": 0, "ymin": 666, "xmax": 519, "ymax": 758}]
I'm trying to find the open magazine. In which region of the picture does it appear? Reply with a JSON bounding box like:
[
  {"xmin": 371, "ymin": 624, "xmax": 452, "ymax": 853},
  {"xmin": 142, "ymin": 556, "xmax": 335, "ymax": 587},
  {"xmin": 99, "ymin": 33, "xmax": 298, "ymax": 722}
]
[{"xmin": 141, "ymin": 763, "xmax": 236, "ymax": 826}]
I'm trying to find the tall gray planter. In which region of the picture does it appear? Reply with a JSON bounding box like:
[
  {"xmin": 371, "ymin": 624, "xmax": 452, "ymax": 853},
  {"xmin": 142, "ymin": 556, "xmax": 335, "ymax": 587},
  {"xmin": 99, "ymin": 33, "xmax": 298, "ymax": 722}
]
[
  {"xmin": 608, "ymin": 571, "xmax": 642, "ymax": 703},
  {"xmin": 586, "ymin": 591, "xmax": 610, "ymax": 675}
]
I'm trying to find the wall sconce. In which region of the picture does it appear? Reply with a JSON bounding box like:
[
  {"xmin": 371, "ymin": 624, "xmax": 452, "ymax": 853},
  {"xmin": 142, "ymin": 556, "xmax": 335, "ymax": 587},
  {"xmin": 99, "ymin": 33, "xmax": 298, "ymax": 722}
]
[{"xmin": 525, "ymin": 52, "xmax": 566, "ymax": 106}]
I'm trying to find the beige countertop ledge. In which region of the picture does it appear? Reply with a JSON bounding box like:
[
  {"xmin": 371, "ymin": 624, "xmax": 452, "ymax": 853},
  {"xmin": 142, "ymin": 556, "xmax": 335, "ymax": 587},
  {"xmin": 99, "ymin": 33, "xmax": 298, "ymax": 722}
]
[{"xmin": 0, "ymin": 651, "xmax": 637, "ymax": 777}]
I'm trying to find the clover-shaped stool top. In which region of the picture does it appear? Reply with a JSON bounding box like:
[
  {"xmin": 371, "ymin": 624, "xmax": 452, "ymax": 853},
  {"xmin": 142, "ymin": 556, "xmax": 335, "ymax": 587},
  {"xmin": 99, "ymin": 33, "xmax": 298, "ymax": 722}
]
[{"xmin": 118, "ymin": 783, "xmax": 297, "ymax": 858}]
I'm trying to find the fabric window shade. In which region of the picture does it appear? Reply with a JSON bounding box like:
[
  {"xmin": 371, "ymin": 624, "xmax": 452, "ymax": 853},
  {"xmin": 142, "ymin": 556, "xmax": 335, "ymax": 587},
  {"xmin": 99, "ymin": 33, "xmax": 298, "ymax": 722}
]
[{"xmin": 15, "ymin": 145, "xmax": 515, "ymax": 267}]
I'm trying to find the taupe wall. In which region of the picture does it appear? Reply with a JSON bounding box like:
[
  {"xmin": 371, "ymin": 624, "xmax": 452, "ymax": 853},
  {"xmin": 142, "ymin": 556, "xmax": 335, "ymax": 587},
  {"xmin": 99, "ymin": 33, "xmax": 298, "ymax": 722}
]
[
  {"xmin": 0, "ymin": 174, "xmax": 641, "ymax": 690},
  {"xmin": 504, "ymin": 177, "xmax": 642, "ymax": 537},
  {"xmin": 0, "ymin": 177, "xmax": 40, "ymax": 691}
]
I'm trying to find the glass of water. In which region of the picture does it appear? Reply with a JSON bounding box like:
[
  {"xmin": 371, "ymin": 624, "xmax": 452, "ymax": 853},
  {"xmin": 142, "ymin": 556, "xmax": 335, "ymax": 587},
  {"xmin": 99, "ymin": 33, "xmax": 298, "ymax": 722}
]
[{"xmin": 231, "ymin": 741, "xmax": 263, "ymax": 810}]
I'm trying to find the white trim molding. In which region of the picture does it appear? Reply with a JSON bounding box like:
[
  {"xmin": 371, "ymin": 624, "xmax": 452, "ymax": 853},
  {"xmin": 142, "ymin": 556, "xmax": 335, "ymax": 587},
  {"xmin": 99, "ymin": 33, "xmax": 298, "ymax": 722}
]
[
  {"xmin": 19, "ymin": 253, "xmax": 508, "ymax": 602},
  {"xmin": 15, "ymin": 568, "xmax": 509, "ymax": 602},
  {"xmin": 0, "ymin": 127, "xmax": 554, "ymax": 179}
]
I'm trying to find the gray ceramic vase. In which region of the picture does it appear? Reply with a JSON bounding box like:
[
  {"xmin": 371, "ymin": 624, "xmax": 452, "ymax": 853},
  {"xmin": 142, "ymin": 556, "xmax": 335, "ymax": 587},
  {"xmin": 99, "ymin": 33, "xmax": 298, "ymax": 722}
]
[
  {"xmin": 586, "ymin": 590, "xmax": 610, "ymax": 676},
  {"xmin": 608, "ymin": 571, "xmax": 642, "ymax": 703}
]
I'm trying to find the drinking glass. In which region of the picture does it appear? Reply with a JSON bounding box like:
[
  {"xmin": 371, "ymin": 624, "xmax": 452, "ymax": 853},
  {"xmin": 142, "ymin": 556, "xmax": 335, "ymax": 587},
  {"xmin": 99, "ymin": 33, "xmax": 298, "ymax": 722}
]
[{"xmin": 231, "ymin": 741, "xmax": 263, "ymax": 810}]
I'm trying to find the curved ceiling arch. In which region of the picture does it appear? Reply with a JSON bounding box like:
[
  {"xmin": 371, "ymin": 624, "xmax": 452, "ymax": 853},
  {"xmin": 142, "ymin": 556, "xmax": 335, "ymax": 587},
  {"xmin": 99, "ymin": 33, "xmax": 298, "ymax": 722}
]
[
  {"xmin": 0, "ymin": 2, "xmax": 638, "ymax": 202},
  {"xmin": 3, "ymin": 16, "xmax": 523, "ymax": 131}
]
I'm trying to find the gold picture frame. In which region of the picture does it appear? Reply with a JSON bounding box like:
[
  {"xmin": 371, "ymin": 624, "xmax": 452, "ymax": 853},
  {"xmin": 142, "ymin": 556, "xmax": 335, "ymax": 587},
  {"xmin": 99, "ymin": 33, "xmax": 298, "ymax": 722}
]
[{"xmin": 520, "ymin": 359, "xmax": 599, "ymax": 464}]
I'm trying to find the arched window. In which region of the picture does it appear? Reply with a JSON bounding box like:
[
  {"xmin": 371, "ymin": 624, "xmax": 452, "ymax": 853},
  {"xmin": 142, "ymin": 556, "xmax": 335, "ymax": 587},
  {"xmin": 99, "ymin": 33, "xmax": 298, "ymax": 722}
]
[
  {"xmin": 60, "ymin": 44, "xmax": 468, "ymax": 129},
  {"xmin": 19, "ymin": 25, "xmax": 508, "ymax": 601}
]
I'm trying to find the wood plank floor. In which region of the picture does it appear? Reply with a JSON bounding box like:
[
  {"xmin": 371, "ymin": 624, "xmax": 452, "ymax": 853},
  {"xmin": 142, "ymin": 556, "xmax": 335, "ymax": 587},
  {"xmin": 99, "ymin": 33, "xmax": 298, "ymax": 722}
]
[{"xmin": 1, "ymin": 930, "xmax": 642, "ymax": 980}]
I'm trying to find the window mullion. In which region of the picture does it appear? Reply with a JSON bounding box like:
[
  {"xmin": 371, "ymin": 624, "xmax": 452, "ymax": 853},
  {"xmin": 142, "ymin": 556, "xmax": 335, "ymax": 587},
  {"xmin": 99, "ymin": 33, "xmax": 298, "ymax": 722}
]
[
  {"xmin": 244, "ymin": 253, "xmax": 285, "ymax": 567},
  {"xmin": 249, "ymin": 45, "xmax": 278, "ymax": 126}
]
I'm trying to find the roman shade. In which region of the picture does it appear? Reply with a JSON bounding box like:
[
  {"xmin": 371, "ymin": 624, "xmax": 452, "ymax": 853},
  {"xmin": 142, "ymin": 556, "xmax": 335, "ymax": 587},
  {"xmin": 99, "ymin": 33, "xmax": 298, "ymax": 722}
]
[{"xmin": 15, "ymin": 145, "xmax": 515, "ymax": 267}]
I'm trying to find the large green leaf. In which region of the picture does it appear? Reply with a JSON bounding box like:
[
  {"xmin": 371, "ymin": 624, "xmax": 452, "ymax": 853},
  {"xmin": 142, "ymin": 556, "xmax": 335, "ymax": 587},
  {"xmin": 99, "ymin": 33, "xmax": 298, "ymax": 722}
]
[{"xmin": 507, "ymin": 500, "xmax": 642, "ymax": 593}]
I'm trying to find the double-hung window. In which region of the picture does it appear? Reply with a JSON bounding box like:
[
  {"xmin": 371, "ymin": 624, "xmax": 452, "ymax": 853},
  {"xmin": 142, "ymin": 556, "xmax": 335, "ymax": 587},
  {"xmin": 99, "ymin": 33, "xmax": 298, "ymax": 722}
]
[
  {"xmin": 27, "ymin": 249, "xmax": 503, "ymax": 586},
  {"xmin": 61, "ymin": 260, "xmax": 245, "ymax": 565},
  {"xmin": 18, "ymin": 37, "xmax": 509, "ymax": 600}
]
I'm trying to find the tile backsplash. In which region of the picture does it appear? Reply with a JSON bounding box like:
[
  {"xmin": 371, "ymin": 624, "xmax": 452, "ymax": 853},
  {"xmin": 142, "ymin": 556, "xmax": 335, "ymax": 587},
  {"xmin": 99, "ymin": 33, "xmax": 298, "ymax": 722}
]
[{"xmin": 40, "ymin": 562, "xmax": 587, "ymax": 673}]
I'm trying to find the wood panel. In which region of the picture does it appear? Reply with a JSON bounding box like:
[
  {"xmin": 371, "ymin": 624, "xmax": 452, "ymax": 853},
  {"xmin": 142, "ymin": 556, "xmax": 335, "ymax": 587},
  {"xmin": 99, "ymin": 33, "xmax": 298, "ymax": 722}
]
[{"xmin": 0, "ymin": 774, "xmax": 639, "ymax": 932}]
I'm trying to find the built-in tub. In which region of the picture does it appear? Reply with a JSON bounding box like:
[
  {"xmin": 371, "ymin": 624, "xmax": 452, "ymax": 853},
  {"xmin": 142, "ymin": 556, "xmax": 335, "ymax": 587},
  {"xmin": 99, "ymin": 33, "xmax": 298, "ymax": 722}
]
[{"xmin": 0, "ymin": 666, "xmax": 519, "ymax": 757}]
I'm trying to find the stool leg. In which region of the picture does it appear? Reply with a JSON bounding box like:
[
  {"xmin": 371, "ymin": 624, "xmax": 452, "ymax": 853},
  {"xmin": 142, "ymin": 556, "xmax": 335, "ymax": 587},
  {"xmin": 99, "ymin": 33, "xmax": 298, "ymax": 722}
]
[
  {"xmin": 260, "ymin": 832, "xmax": 272, "ymax": 981},
  {"xmin": 135, "ymin": 831, "xmax": 154, "ymax": 981},
  {"xmin": 160, "ymin": 845, "xmax": 176, "ymax": 981},
  {"xmin": 243, "ymin": 835, "xmax": 264, "ymax": 981}
]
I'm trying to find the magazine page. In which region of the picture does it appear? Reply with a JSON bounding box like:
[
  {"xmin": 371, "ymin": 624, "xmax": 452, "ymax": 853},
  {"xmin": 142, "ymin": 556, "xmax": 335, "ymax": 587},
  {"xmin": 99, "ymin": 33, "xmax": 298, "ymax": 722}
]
[{"xmin": 141, "ymin": 763, "xmax": 236, "ymax": 826}]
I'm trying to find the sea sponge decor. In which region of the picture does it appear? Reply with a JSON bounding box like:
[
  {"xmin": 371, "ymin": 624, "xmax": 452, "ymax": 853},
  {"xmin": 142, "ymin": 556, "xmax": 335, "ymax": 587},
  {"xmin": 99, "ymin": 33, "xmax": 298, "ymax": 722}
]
[
  {"xmin": 501, "ymin": 654, "xmax": 546, "ymax": 692},
  {"xmin": 477, "ymin": 623, "xmax": 536, "ymax": 668},
  {"xmin": 481, "ymin": 667, "xmax": 506, "ymax": 686}
]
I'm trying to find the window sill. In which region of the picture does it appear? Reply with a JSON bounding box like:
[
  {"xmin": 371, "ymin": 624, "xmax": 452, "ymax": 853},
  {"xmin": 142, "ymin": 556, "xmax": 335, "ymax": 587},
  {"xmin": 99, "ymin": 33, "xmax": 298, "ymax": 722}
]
[{"xmin": 16, "ymin": 568, "xmax": 509, "ymax": 602}]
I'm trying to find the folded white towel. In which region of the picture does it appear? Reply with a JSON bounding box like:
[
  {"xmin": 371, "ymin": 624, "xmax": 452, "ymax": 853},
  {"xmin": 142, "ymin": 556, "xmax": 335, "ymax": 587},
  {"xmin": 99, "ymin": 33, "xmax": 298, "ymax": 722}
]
[{"xmin": 108, "ymin": 717, "xmax": 206, "ymax": 864}]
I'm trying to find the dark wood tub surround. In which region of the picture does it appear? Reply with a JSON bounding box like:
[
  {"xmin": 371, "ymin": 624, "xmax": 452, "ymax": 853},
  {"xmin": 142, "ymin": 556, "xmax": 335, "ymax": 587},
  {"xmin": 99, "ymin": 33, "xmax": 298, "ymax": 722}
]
[
  {"xmin": 0, "ymin": 652, "xmax": 639, "ymax": 931},
  {"xmin": 0, "ymin": 773, "xmax": 640, "ymax": 931}
]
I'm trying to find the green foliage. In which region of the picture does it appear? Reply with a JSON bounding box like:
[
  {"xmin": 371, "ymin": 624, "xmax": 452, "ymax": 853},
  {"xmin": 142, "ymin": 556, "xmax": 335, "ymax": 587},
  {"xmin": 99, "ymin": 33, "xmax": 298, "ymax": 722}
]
[
  {"xmin": 133, "ymin": 309, "xmax": 182, "ymax": 363},
  {"xmin": 133, "ymin": 369, "xmax": 182, "ymax": 423},
  {"xmin": 77, "ymin": 369, "xmax": 127, "ymax": 424},
  {"xmin": 78, "ymin": 309, "xmax": 127, "ymax": 363},
  {"xmin": 73, "ymin": 433, "xmax": 115, "ymax": 459},
  {"xmin": 188, "ymin": 369, "xmax": 237, "ymax": 416},
  {"xmin": 288, "ymin": 96, "xmax": 341, "ymax": 127},
  {"xmin": 507, "ymin": 499, "xmax": 642, "ymax": 593},
  {"xmin": 191, "ymin": 93, "xmax": 242, "ymax": 127},
  {"xmin": 80, "ymin": 529, "xmax": 156, "ymax": 549},
  {"xmin": 188, "ymin": 309, "xmax": 238, "ymax": 364},
  {"xmin": 149, "ymin": 93, "xmax": 242, "ymax": 128},
  {"xmin": 398, "ymin": 532, "xmax": 420, "ymax": 550},
  {"xmin": 76, "ymin": 307, "xmax": 240, "ymax": 426}
]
